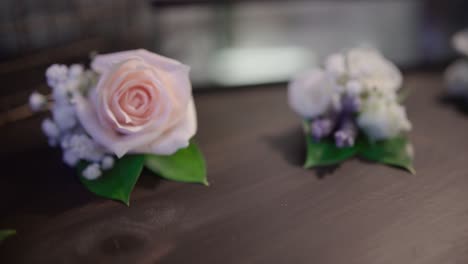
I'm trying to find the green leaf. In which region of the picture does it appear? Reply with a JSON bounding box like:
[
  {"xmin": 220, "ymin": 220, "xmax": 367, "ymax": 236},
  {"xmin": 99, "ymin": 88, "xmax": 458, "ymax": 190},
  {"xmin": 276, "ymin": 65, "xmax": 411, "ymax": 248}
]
[
  {"xmin": 78, "ymin": 155, "xmax": 145, "ymax": 206},
  {"xmin": 144, "ymin": 141, "xmax": 208, "ymax": 185},
  {"xmin": 358, "ymin": 136, "xmax": 415, "ymax": 174},
  {"xmin": 0, "ymin": 229, "xmax": 16, "ymax": 242},
  {"xmin": 303, "ymin": 122, "xmax": 359, "ymax": 168}
]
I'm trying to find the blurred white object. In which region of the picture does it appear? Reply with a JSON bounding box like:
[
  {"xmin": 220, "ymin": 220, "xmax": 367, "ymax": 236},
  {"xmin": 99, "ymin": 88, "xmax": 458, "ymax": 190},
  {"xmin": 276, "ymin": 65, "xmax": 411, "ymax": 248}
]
[
  {"xmin": 288, "ymin": 69, "xmax": 333, "ymax": 118},
  {"xmin": 52, "ymin": 104, "xmax": 76, "ymax": 131},
  {"xmin": 41, "ymin": 118, "xmax": 60, "ymax": 139},
  {"xmin": 158, "ymin": 1, "xmax": 421, "ymax": 87},
  {"xmin": 63, "ymin": 150, "xmax": 80, "ymax": 167},
  {"xmin": 452, "ymin": 30, "xmax": 468, "ymax": 56},
  {"xmin": 346, "ymin": 48, "xmax": 403, "ymax": 93},
  {"xmin": 358, "ymin": 94, "xmax": 411, "ymax": 141},
  {"xmin": 288, "ymin": 47, "xmax": 411, "ymax": 141},
  {"xmin": 101, "ymin": 156, "xmax": 115, "ymax": 170},
  {"xmin": 29, "ymin": 92, "xmax": 47, "ymax": 112},
  {"xmin": 46, "ymin": 64, "xmax": 68, "ymax": 87},
  {"xmin": 445, "ymin": 59, "xmax": 468, "ymax": 97},
  {"xmin": 82, "ymin": 163, "xmax": 102, "ymax": 180},
  {"xmin": 209, "ymin": 46, "xmax": 314, "ymax": 86}
]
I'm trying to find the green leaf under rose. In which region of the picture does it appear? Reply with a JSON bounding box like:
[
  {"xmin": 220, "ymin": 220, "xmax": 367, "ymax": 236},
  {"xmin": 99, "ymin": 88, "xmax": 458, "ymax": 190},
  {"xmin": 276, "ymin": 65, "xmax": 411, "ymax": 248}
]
[
  {"xmin": 78, "ymin": 141, "xmax": 207, "ymax": 205},
  {"xmin": 79, "ymin": 155, "xmax": 145, "ymax": 206},
  {"xmin": 145, "ymin": 141, "xmax": 208, "ymax": 186},
  {"xmin": 303, "ymin": 121, "xmax": 415, "ymax": 173}
]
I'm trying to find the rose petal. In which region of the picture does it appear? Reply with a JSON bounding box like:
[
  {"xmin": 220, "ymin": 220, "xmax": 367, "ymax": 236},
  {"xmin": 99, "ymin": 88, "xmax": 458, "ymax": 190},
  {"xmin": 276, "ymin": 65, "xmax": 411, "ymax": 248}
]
[
  {"xmin": 75, "ymin": 91, "xmax": 172, "ymax": 157},
  {"xmin": 134, "ymin": 99, "xmax": 197, "ymax": 155},
  {"xmin": 91, "ymin": 49, "xmax": 189, "ymax": 74}
]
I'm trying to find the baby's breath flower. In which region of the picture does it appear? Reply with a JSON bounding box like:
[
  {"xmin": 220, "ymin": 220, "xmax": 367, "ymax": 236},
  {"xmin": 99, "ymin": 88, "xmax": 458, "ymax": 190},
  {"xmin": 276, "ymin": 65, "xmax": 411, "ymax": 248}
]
[
  {"xmin": 82, "ymin": 163, "xmax": 102, "ymax": 180},
  {"xmin": 63, "ymin": 150, "xmax": 80, "ymax": 166},
  {"xmin": 41, "ymin": 118, "xmax": 60, "ymax": 139},
  {"xmin": 69, "ymin": 64, "xmax": 84, "ymax": 79},
  {"xmin": 29, "ymin": 92, "xmax": 47, "ymax": 112},
  {"xmin": 101, "ymin": 156, "xmax": 115, "ymax": 170},
  {"xmin": 66, "ymin": 134, "xmax": 105, "ymax": 162},
  {"xmin": 52, "ymin": 104, "xmax": 76, "ymax": 131},
  {"xmin": 52, "ymin": 82, "xmax": 69, "ymax": 103},
  {"xmin": 46, "ymin": 64, "xmax": 68, "ymax": 88}
]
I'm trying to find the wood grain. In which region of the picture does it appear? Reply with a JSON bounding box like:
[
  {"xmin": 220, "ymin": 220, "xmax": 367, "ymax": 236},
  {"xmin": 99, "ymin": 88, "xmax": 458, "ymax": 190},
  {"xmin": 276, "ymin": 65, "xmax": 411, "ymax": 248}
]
[{"xmin": 2, "ymin": 73, "xmax": 468, "ymax": 264}]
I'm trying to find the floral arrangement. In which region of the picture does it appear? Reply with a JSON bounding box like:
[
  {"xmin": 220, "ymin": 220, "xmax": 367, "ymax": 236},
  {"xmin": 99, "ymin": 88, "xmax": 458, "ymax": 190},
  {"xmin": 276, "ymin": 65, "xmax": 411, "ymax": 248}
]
[
  {"xmin": 288, "ymin": 48, "xmax": 415, "ymax": 173},
  {"xmin": 29, "ymin": 49, "xmax": 207, "ymax": 205},
  {"xmin": 445, "ymin": 29, "xmax": 468, "ymax": 98}
]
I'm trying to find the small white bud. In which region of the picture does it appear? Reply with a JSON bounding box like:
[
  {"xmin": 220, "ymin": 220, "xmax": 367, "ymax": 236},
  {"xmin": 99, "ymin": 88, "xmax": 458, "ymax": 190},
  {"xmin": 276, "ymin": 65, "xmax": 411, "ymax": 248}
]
[
  {"xmin": 46, "ymin": 64, "xmax": 68, "ymax": 88},
  {"xmin": 69, "ymin": 64, "xmax": 84, "ymax": 79},
  {"xmin": 101, "ymin": 156, "xmax": 115, "ymax": 170},
  {"xmin": 29, "ymin": 92, "xmax": 47, "ymax": 112},
  {"xmin": 82, "ymin": 163, "xmax": 102, "ymax": 180},
  {"xmin": 63, "ymin": 150, "xmax": 80, "ymax": 167},
  {"xmin": 41, "ymin": 118, "xmax": 60, "ymax": 139},
  {"xmin": 52, "ymin": 82, "xmax": 69, "ymax": 103},
  {"xmin": 52, "ymin": 104, "xmax": 76, "ymax": 131},
  {"xmin": 66, "ymin": 133, "xmax": 105, "ymax": 162},
  {"xmin": 60, "ymin": 134, "xmax": 71, "ymax": 149}
]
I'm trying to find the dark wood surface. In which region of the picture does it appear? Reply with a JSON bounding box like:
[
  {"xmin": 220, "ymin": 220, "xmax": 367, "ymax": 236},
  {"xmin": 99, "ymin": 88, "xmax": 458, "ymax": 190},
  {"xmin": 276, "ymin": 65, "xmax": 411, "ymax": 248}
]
[{"xmin": 2, "ymin": 73, "xmax": 468, "ymax": 264}]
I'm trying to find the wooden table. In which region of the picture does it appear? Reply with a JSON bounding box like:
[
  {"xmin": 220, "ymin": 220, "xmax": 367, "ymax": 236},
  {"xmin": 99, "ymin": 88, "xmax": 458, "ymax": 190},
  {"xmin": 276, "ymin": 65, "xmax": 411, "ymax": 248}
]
[{"xmin": 2, "ymin": 72, "xmax": 468, "ymax": 264}]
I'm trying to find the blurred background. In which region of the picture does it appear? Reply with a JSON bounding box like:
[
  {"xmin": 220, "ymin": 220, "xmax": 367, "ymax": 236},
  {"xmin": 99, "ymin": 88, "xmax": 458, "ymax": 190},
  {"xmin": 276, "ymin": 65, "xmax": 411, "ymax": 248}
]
[{"xmin": 1, "ymin": 0, "xmax": 468, "ymax": 113}]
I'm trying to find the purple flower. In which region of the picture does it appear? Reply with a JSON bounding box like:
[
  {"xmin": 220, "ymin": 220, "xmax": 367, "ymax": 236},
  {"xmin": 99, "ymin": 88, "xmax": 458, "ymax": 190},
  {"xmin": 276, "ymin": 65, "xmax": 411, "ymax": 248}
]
[
  {"xmin": 341, "ymin": 93, "xmax": 361, "ymax": 114},
  {"xmin": 334, "ymin": 117, "xmax": 358, "ymax": 148},
  {"xmin": 310, "ymin": 110, "xmax": 340, "ymax": 141},
  {"xmin": 311, "ymin": 118, "xmax": 333, "ymax": 141}
]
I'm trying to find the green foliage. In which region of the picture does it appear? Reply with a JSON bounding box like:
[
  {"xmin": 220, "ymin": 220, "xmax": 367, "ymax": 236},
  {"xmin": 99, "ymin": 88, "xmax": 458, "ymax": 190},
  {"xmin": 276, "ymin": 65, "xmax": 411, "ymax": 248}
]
[
  {"xmin": 79, "ymin": 155, "xmax": 145, "ymax": 206},
  {"xmin": 78, "ymin": 141, "xmax": 207, "ymax": 205},
  {"xmin": 303, "ymin": 122, "xmax": 414, "ymax": 173},
  {"xmin": 145, "ymin": 141, "xmax": 208, "ymax": 185}
]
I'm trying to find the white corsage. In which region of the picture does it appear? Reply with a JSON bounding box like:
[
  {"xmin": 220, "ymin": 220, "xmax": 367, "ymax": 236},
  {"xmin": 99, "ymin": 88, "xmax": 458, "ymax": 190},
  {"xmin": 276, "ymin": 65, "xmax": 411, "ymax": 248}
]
[{"xmin": 288, "ymin": 48, "xmax": 414, "ymax": 173}]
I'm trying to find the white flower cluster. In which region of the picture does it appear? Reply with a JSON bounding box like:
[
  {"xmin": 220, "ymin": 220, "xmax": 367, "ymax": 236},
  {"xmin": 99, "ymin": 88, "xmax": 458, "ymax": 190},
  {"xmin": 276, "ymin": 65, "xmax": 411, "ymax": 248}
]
[
  {"xmin": 445, "ymin": 30, "xmax": 468, "ymax": 98},
  {"xmin": 357, "ymin": 92, "xmax": 411, "ymax": 141},
  {"xmin": 29, "ymin": 64, "xmax": 114, "ymax": 180},
  {"xmin": 289, "ymin": 48, "xmax": 411, "ymax": 143}
]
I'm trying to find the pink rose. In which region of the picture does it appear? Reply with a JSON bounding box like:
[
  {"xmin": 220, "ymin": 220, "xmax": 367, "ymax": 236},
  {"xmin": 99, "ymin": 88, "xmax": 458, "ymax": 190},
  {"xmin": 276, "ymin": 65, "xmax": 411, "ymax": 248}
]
[{"xmin": 74, "ymin": 49, "xmax": 196, "ymax": 157}]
